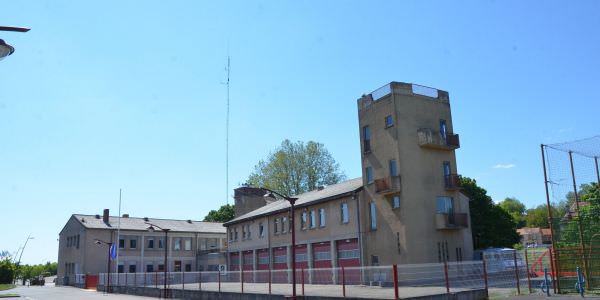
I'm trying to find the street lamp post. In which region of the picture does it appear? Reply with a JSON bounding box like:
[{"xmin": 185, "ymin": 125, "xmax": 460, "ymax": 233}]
[
  {"xmin": 94, "ymin": 239, "xmax": 113, "ymax": 293},
  {"xmin": 146, "ymin": 222, "xmax": 170, "ymax": 299},
  {"xmin": 0, "ymin": 26, "xmax": 30, "ymax": 61},
  {"xmin": 263, "ymin": 188, "xmax": 298, "ymax": 299},
  {"xmin": 15, "ymin": 235, "xmax": 34, "ymax": 284}
]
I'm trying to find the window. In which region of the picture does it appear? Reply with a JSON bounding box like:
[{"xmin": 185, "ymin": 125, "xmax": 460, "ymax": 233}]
[
  {"xmin": 174, "ymin": 238, "xmax": 181, "ymax": 251},
  {"xmin": 129, "ymin": 264, "xmax": 136, "ymax": 273},
  {"xmin": 158, "ymin": 238, "xmax": 164, "ymax": 249},
  {"xmin": 130, "ymin": 239, "xmax": 137, "ymax": 249},
  {"xmin": 366, "ymin": 167, "xmax": 373, "ymax": 184},
  {"xmin": 119, "ymin": 238, "xmax": 125, "ymax": 249},
  {"xmin": 234, "ymin": 227, "xmax": 238, "ymax": 241},
  {"xmin": 259, "ymin": 222, "xmax": 264, "ymax": 238},
  {"xmin": 258, "ymin": 256, "xmax": 269, "ymax": 264},
  {"xmin": 185, "ymin": 264, "xmax": 192, "ymax": 272},
  {"xmin": 273, "ymin": 254, "xmax": 287, "ymax": 264},
  {"xmin": 146, "ymin": 264, "xmax": 154, "ymax": 272},
  {"xmin": 242, "ymin": 225, "xmax": 246, "ymax": 239},
  {"xmin": 341, "ymin": 203, "xmax": 349, "ymax": 224},
  {"xmin": 385, "ymin": 115, "xmax": 393, "ymax": 128},
  {"xmin": 229, "ymin": 229, "xmax": 234, "ymax": 241},
  {"xmin": 158, "ymin": 264, "xmax": 165, "ymax": 272},
  {"xmin": 391, "ymin": 195, "xmax": 400, "ymax": 209},
  {"xmin": 319, "ymin": 208, "xmax": 326, "ymax": 227},
  {"xmin": 117, "ymin": 265, "xmax": 124, "ymax": 273},
  {"xmin": 301, "ymin": 211, "xmax": 308, "ymax": 229},
  {"xmin": 274, "ymin": 218, "xmax": 279, "ymax": 234},
  {"xmin": 443, "ymin": 161, "xmax": 451, "ymax": 177},
  {"xmin": 369, "ymin": 201, "xmax": 377, "ymax": 230},
  {"xmin": 147, "ymin": 238, "xmax": 154, "ymax": 249},
  {"xmin": 371, "ymin": 255, "xmax": 380, "ymax": 266},
  {"xmin": 174, "ymin": 261, "xmax": 182, "ymax": 272},
  {"xmin": 440, "ymin": 119, "xmax": 447, "ymax": 141},
  {"xmin": 309, "ymin": 210, "xmax": 316, "ymax": 228},
  {"xmin": 389, "ymin": 160, "xmax": 397, "ymax": 177},
  {"xmin": 338, "ymin": 249, "xmax": 360, "ymax": 259},
  {"xmin": 295, "ymin": 253, "xmax": 308, "ymax": 262},
  {"xmin": 363, "ymin": 126, "xmax": 371, "ymax": 153},
  {"xmin": 76, "ymin": 235, "xmax": 80, "ymax": 249},
  {"xmin": 282, "ymin": 217, "xmax": 287, "ymax": 233},
  {"xmin": 184, "ymin": 238, "xmax": 192, "ymax": 251},
  {"xmin": 436, "ymin": 196, "xmax": 454, "ymax": 214},
  {"xmin": 314, "ymin": 251, "xmax": 331, "ymax": 261},
  {"xmin": 246, "ymin": 225, "xmax": 251, "ymax": 239}
]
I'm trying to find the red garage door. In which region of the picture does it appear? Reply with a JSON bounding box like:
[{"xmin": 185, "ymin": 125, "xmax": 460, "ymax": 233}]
[
  {"xmin": 294, "ymin": 244, "xmax": 308, "ymax": 269},
  {"xmin": 272, "ymin": 247, "xmax": 288, "ymax": 283},
  {"xmin": 337, "ymin": 238, "xmax": 360, "ymax": 284},
  {"xmin": 242, "ymin": 250, "xmax": 254, "ymax": 271},
  {"xmin": 229, "ymin": 252, "xmax": 240, "ymax": 271},
  {"xmin": 312, "ymin": 242, "xmax": 333, "ymax": 284},
  {"xmin": 256, "ymin": 248, "xmax": 270, "ymax": 283}
]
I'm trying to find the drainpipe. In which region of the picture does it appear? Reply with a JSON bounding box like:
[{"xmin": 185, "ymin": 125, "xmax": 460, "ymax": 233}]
[{"xmin": 354, "ymin": 191, "xmax": 365, "ymax": 284}]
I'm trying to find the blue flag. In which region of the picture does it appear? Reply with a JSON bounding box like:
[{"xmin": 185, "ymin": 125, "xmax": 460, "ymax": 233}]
[{"xmin": 110, "ymin": 244, "xmax": 117, "ymax": 260}]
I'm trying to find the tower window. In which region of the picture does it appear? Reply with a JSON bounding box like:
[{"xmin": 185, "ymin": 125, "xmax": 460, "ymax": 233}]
[
  {"xmin": 385, "ymin": 115, "xmax": 393, "ymax": 128},
  {"xmin": 366, "ymin": 167, "xmax": 374, "ymax": 184},
  {"xmin": 363, "ymin": 126, "xmax": 371, "ymax": 153},
  {"xmin": 389, "ymin": 160, "xmax": 398, "ymax": 177}
]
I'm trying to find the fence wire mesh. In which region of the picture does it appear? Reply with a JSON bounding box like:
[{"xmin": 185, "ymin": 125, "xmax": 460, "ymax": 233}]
[{"xmin": 543, "ymin": 135, "xmax": 600, "ymax": 294}]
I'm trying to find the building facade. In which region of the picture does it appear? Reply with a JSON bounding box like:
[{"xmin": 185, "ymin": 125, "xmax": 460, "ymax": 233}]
[
  {"xmin": 57, "ymin": 209, "xmax": 226, "ymax": 285},
  {"xmin": 224, "ymin": 82, "xmax": 473, "ymax": 273}
]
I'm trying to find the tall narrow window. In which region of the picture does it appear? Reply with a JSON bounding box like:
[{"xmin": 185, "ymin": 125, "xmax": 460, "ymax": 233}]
[
  {"xmin": 301, "ymin": 211, "xmax": 308, "ymax": 229},
  {"xmin": 363, "ymin": 126, "xmax": 371, "ymax": 153},
  {"xmin": 282, "ymin": 217, "xmax": 287, "ymax": 233},
  {"xmin": 274, "ymin": 218, "xmax": 279, "ymax": 234},
  {"xmin": 366, "ymin": 167, "xmax": 374, "ymax": 184},
  {"xmin": 148, "ymin": 238, "xmax": 154, "ymax": 249},
  {"xmin": 341, "ymin": 203, "xmax": 349, "ymax": 224},
  {"xmin": 158, "ymin": 238, "xmax": 164, "ymax": 249},
  {"xmin": 119, "ymin": 239, "xmax": 125, "ymax": 249},
  {"xmin": 319, "ymin": 208, "xmax": 326, "ymax": 227},
  {"xmin": 259, "ymin": 222, "xmax": 264, "ymax": 238},
  {"xmin": 385, "ymin": 115, "xmax": 393, "ymax": 128},
  {"xmin": 310, "ymin": 210, "xmax": 316, "ymax": 228},
  {"xmin": 369, "ymin": 201, "xmax": 377, "ymax": 230},
  {"xmin": 439, "ymin": 119, "xmax": 447, "ymax": 141},
  {"xmin": 174, "ymin": 238, "xmax": 181, "ymax": 251},
  {"xmin": 184, "ymin": 238, "xmax": 192, "ymax": 251},
  {"xmin": 391, "ymin": 195, "xmax": 400, "ymax": 209},
  {"xmin": 443, "ymin": 161, "xmax": 451, "ymax": 187},
  {"xmin": 389, "ymin": 160, "xmax": 397, "ymax": 177},
  {"xmin": 130, "ymin": 239, "xmax": 137, "ymax": 249},
  {"xmin": 246, "ymin": 225, "xmax": 251, "ymax": 239}
]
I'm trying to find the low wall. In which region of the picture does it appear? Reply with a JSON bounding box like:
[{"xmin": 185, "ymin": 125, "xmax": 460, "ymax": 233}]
[{"xmin": 97, "ymin": 284, "xmax": 488, "ymax": 300}]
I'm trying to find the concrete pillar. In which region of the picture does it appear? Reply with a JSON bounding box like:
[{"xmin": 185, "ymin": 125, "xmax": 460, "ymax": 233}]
[
  {"xmin": 331, "ymin": 239, "xmax": 338, "ymax": 284},
  {"xmin": 140, "ymin": 234, "xmax": 145, "ymax": 273},
  {"xmin": 287, "ymin": 245, "xmax": 292, "ymax": 283},
  {"xmin": 238, "ymin": 251, "xmax": 242, "ymax": 271},
  {"xmin": 307, "ymin": 243, "xmax": 313, "ymax": 284},
  {"xmin": 252, "ymin": 249, "xmax": 258, "ymax": 282}
]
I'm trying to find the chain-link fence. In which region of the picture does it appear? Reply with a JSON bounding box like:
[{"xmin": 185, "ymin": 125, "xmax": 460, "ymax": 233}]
[{"xmin": 542, "ymin": 136, "xmax": 600, "ymax": 294}]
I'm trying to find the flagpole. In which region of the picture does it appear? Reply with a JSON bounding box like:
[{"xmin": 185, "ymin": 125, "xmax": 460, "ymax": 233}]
[{"xmin": 115, "ymin": 188, "xmax": 122, "ymax": 273}]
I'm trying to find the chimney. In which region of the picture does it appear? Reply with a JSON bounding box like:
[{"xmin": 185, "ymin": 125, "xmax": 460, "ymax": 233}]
[
  {"xmin": 103, "ymin": 209, "xmax": 109, "ymax": 223},
  {"xmin": 233, "ymin": 186, "xmax": 271, "ymax": 217}
]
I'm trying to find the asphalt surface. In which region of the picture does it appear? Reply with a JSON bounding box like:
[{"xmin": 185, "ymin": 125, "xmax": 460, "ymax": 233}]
[{"xmin": 0, "ymin": 283, "xmax": 155, "ymax": 300}]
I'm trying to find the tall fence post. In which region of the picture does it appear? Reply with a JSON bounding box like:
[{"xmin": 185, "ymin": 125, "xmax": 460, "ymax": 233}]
[
  {"xmin": 393, "ymin": 264, "xmax": 399, "ymax": 300},
  {"xmin": 241, "ymin": 268, "xmax": 244, "ymax": 294},
  {"xmin": 301, "ymin": 267, "xmax": 305, "ymax": 296},
  {"xmin": 342, "ymin": 266, "xmax": 346, "ymax": 298},
  {"xmin": 198, "ymin": 272, "xmax": 201, "ymax": 291},
  {"xmin": 218, "ymin": 271, "xmax": 221, "ymax": 293},
  {"xmin": 155, "ymin": 272, "xmax": 158, "ymax": 289},
  {"xmin": 182, "ymin": 271, "xmax": 185, "ymax": 291},
  {"xmin": 524, "ymin": 249, "xmax": 532, "ymax": 293},
  {"xmin": 443, "ymin": 260, "xmax": 450, "ymax": 294},
  {"xmin": 268, "ymin": 268, "xmax": 272, "ymax": 295},
  {"xmin": 144, "ymin": 272, "xmax": 147, "ymax": 287},
  {"xmin": 482, "ymin": 256, "xmax": 489, "ymax": 294},
  {"xmin": 513, "ymin": 251, "xmax": 521, "ymax": 295}
]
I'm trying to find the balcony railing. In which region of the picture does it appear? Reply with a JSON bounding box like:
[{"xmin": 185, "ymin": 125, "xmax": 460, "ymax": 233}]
[
  {"xmin": 444, "ymin": 174, "xmax": 462, "ymax": 190},
  {"xmin": 374, "ymin": 176, "xmax": 401, "ymax": 195},
  {"xmin": 435, "ymin": 213, "xmax": 469, "ymax": 230},
  {"xmin": 417, "ymin": 128, "xmax": 460, "ymax": 150}
]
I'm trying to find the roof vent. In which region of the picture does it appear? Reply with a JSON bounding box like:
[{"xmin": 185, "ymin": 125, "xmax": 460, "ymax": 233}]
[
  {"xmin": 122, "ymin": 214, "xmax": 129, "ymax": 218},
  {"xmin": 144, "ymin": 217, "xmax": 149, "ymax": 221},
  {"xmin": 317, "ymin": 186, "xmax": 325, "ymax": 191},
  {"xmin": 187, "ymin": 220, "xmax": 193, "ymax": 224},
  {"xmin": 81, "ymin": 218, "xmax": 86, "ymax": 223},
  {"xmin": 95, "ymin": 214, "xmax": 101, "ymax": 219}
]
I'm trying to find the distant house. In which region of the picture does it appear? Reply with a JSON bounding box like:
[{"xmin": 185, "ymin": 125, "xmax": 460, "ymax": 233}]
[
  {"xmin": 516, "ymin": 227, "xmax": 552, "ymax": 247},
  {"xmin": 57, "ymin": 209, "xmax": 227, "ymax": 286}
]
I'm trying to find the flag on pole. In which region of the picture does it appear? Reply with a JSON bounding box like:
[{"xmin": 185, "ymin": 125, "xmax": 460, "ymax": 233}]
[{"xmin": 110, "ymin": 244, "xmax": 117, "ymax": 260}]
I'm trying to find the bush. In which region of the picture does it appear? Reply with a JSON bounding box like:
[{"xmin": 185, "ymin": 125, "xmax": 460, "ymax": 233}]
[{"xmin": 0, "ymin": 259, "xmax": 16, "ymax": 284}]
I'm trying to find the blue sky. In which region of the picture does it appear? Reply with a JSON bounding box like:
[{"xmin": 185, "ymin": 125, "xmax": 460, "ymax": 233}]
[{"xmin": 1, "ymin": 1, "xmax": 599, "ymax": 264}]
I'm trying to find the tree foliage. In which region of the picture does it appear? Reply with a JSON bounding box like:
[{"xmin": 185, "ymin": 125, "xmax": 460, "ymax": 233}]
[
  {"xmin": 558, "ymin": 182, "xmax": 600, "ymax": 247},
  {"xmin": 498, "ymin": 197, "xmax": 527, "ymax": 228},
  {"xmin": 460, "ymin": 177, "xmax": 520, "ymax": 249},
  {"xmin": 203, "ymin": 204, "xmax": 235, "ymax": 222},
  {"xmin": 0, "ymin": 258, "xmax": 16, "ymax": 284},
  {"xmin": 525, "ymin": 204, "xmax": 552, "ymax": 228},
  {"xmin": 247, "ymin": 140, "xmax": 346, "ymax": 196}
]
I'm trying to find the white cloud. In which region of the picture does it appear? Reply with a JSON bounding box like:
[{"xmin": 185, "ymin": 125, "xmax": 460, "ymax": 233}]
[{"xmin": 493, "ymin": 164, "xmax": 516, "ymax": 169}]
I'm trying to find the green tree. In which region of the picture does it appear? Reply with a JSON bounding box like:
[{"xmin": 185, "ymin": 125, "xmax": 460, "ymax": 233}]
[
  {"xmin": 525, "ymin": 204, "xmax": 552, "ymax": 228},
  {"xmin": 247, "ymin": 140, "xmax": 346, "ymax": 196},
  {"xmin": 461, "ymin": 177, "xmax": 520, "ymax": 249},
  {"xmin": 559, "ymin": 182, "xmax": 600, "ymax": 247},
  {"xmin": 203, "ymin": 204, "xmax": 235, "ymax": 222},
  {"xmin": 0, "ymin": 258, "xmax": 16, "ymax": 284},
  {"xmin": 498, "ymin": 197, "xmax": 527, "ymax": 228}
]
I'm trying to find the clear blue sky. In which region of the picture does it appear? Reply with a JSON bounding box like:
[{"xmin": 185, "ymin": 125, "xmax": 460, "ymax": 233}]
[{"xmin": 1, "ymin": 1, "xmax": 599, "ymax": 264}]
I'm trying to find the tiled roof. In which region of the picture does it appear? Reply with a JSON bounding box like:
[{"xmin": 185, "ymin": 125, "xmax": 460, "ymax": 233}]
[
  {"xmin": 225, "ymin": 177, "xmax": 363, "ymax": 225},
  {"xmin": 72, "ymin": 214, "xmax": 226, "ymax": 233}
]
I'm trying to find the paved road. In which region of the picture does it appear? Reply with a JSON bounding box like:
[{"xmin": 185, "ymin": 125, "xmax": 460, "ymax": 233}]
[{"xmin": 0, "ymin": 284, "xmax": 156, "ymax": 300}]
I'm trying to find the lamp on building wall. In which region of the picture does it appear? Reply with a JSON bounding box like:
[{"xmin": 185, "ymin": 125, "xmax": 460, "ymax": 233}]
[
  {"xmin": 262, "ymin": 188, "xmax": 298, "ymax": 299},
  {"xmin": 0, "ymin": 26, "xmax": 30, "ymax": 61},
  {"xmin": 94, "ymin": 239, "xmax": 113, "ymax": 293},
  {"xmin": 146, "ymin": 222, "xmax": 171, "ymax": 299}
]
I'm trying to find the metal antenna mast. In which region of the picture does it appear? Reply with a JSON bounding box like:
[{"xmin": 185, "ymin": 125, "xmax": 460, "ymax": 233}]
[{"xmin": 225, "ymin": 56, "xmax": 230, "ymax": 205}]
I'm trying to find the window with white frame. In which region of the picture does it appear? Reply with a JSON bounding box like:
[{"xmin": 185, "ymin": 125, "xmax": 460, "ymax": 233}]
[
  {"xmin": 282, "ymin": 217, "xmax": 287, "ymax": 233},
  {"xmin": 174, "ymin": 238, "xmax": 181, "ymax": 250},
  {"xmin": 259, "ymin": 222, "xmax": 264, "ymax": 238},
  {"xmin": 319, "ymin": 208, "xmax": 326, "ymax": 227},
  {"xmin": 184, "ymin": 238, "xmax": 192, "ymax": 251},
  {"xmin": 341, "ymin": 202, "xmax": 349, "ymax": 224},
  {"xmin": 391, "ymin": 195, "xmax": 400, "ymax": 209},
  {"xmin": 301, "ymin": 211, "xmax": 308, "ymax": 229},
  {"xmin": 369, "ymin": 201, "xmax": 377, "ymax": 230},
  {"xmin": 309, "ymin": 210, "xmax": 316, "ymax": 228},
  {"xmin": 274, "ymin": 218, "xmax": 279, "ymax": 234},
  {"xmin": 366, "ymin": 167, "xmax": 374, "ymax": 184}
]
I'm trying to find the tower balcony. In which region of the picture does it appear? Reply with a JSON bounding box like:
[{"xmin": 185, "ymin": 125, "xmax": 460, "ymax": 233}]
[
  {"xmin": 444, "ymin": 174, "xmax": 462, "ymax": 190},
  {"xmin": 374, "ymin": 176, "xmax": 402, "ymax": 195},
  {"xmin": 417, "ymin": 128, "xmax": 460, "ymax": 150},
  {"xmin": 435, "ymin": 213, "xmax": 469, "ymax": 230}
]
